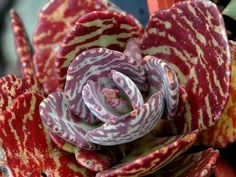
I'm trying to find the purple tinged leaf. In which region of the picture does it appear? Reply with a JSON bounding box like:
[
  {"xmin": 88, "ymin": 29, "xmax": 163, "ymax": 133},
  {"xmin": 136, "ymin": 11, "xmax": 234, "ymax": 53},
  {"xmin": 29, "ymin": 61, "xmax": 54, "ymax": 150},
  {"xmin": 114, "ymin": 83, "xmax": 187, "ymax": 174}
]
[
  {"xmin": 153, "ymin": 148, "xmax": 219, "ymax": 177},
  {"xmin": 49, "ymin": 132, "xmax": 114, "ymax": 172},
  {"xmin": 39, "ymin": 91, "xmax": 99, "ymax": 150},
  {"xmin": 111, "ymin": 70, "xmax": 144, "ymax": 109},
  {"xmin": 96, "ymin": 131, "xmax": 198, "ymax": 177},
  {"xmin": 142, "ymin": 56, "xmax": 179, "ymax": 119},
  {"xmin": 82, "ymin": 80, "xmax": 120, "ymax": 123},
  {"xmin": 85, "ymin": 92, "xmax": 164, "ymax": 146},
  {"xmin": 65, "ymin": 48, "xmax": 148, "ymax": 124}
]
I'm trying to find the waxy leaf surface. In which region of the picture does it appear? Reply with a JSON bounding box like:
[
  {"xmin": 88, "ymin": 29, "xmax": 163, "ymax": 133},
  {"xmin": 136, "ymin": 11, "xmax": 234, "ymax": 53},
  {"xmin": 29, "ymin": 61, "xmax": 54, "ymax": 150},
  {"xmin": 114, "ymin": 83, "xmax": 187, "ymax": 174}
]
[
  {"xmin": 153, "ymin": 148, "xmax": 219, "ymax": 177},
  {"xmin": 11, "ymin": 10, "xmax": 34, "ymax": 77},
  {"xmin": 96, "ymin": 131, "xmax": 198, "ymax": 177},
  {"xmin": 0, "ymin": 75, "xmax": 43, "ymax": 114},
  {"xmin": 65, "ymin": 48, "xmax": 147, "ymax": 124},
  {"xmin": 56, "ymin": 11, "xmax": 143, "ymax": 89},
  {"xmin": 49, "ymin": 132, "xmax": 112, "ymax": 172},
  {"xmin": 0, "ymin": 92, "xmax": 93, "ymax": 177},
  {"xmin": 141, "ymin": 0, "xmax": 231, "ymax": 132},
  {"xmin": 33, "ymin": 0, "xmax": 108, "ymax": 93},
  {"xmin": 198, "ymin": 41, "xmax": 236, "ymax": 148},
  {"xmin": 86, "ymin": 92, "xmax": 164, "ymax": 145},
  {"xmin": 142, "ymin": 56, "xmax": 179, "ymax": 119},
  {"xmin": 39, "ymin": 91, "xmax": 99, "ymax": 150}
]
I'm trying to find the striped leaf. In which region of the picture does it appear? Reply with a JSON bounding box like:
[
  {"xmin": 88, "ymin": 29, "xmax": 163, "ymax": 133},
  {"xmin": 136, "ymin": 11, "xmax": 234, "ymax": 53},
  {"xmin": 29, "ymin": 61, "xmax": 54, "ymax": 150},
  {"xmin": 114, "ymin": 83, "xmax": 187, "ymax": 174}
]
[
  {"xmin": 11, "ymin": 10, "xmax": 34, "ymax": 77},
  {"xmin": 0, "ymin": 75, "xmax": 43, "ymax": 114},
  {"xmin": 64, "ymin": 48, "xmax": 147, "ymax": 124},
  {"xmin": 49, "ymin": 132, "xmax": 113, "ymax": 172},
  {"xmin": 142, "ymin": 56, "xmax": 179, "ymax": 119},
  {"xmin": 96, "ymin": 131, "xmax": 198, "ymax": 177},
  {"xmin": 39, "ymin": 91, "xmax": 99, "ymax": 150},
  {"xmin": 141, "ymin": 0, "xmax": 231, "ymax": 132},
  {"xmin": 198, "ymin": 41, "xmax": 236, "ymax": 148},
  {"xmin": 0, "ymin": 92, "xmax": 93, "ymax": 176},
  {"xmin": 56, "ymin": 11, "xmax": 143, "ymax": 89},
  {"xmin": 153, "ymin": 148, "xmax": 219, "ymax": 177},
  {"xmin": 33, "ymin": 0, "xmax": 108, "ymax": 93},
  {"xmin": 85, "ymin": 92, "xmax": 164, "ymax": 145}
]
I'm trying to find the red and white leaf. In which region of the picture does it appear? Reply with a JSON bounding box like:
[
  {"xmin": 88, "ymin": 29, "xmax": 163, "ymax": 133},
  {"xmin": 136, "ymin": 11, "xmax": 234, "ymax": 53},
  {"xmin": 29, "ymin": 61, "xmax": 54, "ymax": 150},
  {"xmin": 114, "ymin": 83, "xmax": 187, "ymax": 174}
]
[
  {"xmin": 142, "ymin": 56, "xmax": 179, "ymax": 119},
  {"xmin": 96, "ymin": 131, "xmax": 198, "ymax": 177},
  {"xmin": 65, "ymin": 48, "xmax": 147, "ymax": 124},
  {"xmin": 56, "ymin": 11, "xmax": 143, "ymax": 89},
  {"xmin": 111, "ymin": 70, "xmax": 144, "ymax": 109},
  {"xmin": 153, "ymin": 148, "xmax": 219, "ymax": 177},
  {"xmin": 0, "ymin": 92, "xmax": 93, "ymax": 176},
  {"xmin": 85, "ymin": 92, "xmax": 164, "ymax": 146},
  {"xmin": 49, "ymin": 132, "xmax": 113, "ymax": 172},
  {"xmin": 11, "ymin": 10, "xmax": 34, "ymax": 77},
  {"xmin": 0, "ymin": 75, "xmax": 43, "ymax": 114},
  {"xmin": 39, "ymin": 91, "xmax": 99, "ymax": 150},
  {"xmin": 141, "ymin": 0, "xmax": 231, "ymax": 132},
  {"xmin": 198, "ymin": 41, "xmax": 236, "ymax": 148},
  {"xmin": 33, "ymin": 0, "xmax": 108, "ymax": 93}
]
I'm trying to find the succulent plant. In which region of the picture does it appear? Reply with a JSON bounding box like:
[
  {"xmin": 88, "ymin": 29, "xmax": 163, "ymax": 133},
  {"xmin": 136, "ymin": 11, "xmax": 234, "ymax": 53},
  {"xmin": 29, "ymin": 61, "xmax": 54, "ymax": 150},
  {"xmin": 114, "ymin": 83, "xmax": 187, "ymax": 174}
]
[{"xmin": 0, "ymin": 0, "xmax": 235, "ymax": 176}]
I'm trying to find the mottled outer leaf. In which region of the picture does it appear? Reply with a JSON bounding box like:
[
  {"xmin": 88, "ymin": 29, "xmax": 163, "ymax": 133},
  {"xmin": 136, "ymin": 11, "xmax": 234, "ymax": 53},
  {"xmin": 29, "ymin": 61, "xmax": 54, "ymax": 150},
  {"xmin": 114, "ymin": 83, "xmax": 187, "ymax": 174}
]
[
  {"xmin": 0, "ymin": 75, "xmax": 43, "ymax": 114},
  {"xmin": 49, "ymin": 132, "xmax": 112, "ymax": 172},
  {"xmin": 85, "ymin": 92, "xmax": 164, "ymax": 146},
  {"xmin": 96, "ymin": 131, "xmax": 198, "ymax": 177},
  {"xmin": 0, "ymin": 92, "xmax": 93, "ymax": 177},
  {"xmin": 33, "ymin": 0, "xmax": 108, "ymax": 93},
  {"xmin": 141, "ymin": 0, "xmax": 231, "ymax": 132},
  {"xmin": 152, "ymin": 148, "xmax": 219, "ymax": 177},
  {"xmin": 11, "ymin": 10, "xmax": 34, "ymax": 77},
  {"xmin": 65, "ymin": 48, "xmax": 147, "ymax": 124},
  {"xmin": 56, "ymin": 11, "xmax": 143, "ymax": 89},
  {"xmin": 198, "ymin": 41, "xmax": 236, "ymax": 148},
  {"xmin": 39, "ymin": 91, "xmax": 99, "ymax": 150}
]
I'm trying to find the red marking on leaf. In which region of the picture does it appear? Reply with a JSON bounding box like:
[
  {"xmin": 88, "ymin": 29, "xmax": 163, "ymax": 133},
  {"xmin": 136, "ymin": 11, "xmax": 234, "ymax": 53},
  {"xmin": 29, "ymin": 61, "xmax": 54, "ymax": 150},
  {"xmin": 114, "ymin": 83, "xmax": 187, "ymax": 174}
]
[
  {"xmin": 0, "ymin": 75, "xmax": 43, "ymax": 114},
  {"xmin": 33, "ymin": 0, "xmax": 108, "ymax": 93},
  {"xmin": 141, "ymin": 0, "xmax": 231, "ymax": 132},
  {"xmin": 11, "ymin": 10, "xmax": 34, "ymax": 77},
  {"xmin": 0, "ymin": 92, "xmax": 93, "ymax": 176},
  {"xmin": 49, "ymin": 132, "xmax": 113, "ymax": 172},
  {"xmin": 198, "ymin": 41, "xmax": 236, "ymax": 148},
  {"xmin": 96, "ymin": 131, "xmax": 198, "ymax": 177},
  {"xmin": 33, "ymin": 49, "xmax": 59, "ymax": 94},
  {"xmin": 56, "ymin": 11, "xmax": 143, "ymax": 89},
  {"xmin": 153, "ymin": 148, "xmax": 219, "ymax": 177}
]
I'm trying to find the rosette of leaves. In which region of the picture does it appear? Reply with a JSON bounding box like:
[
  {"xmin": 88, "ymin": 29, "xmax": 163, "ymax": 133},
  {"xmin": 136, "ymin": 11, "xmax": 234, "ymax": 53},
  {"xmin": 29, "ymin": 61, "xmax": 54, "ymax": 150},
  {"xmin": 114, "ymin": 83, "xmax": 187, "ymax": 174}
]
[{"xmin": 0, "ymin": 0, "xmax": 234, "ymax": 176}]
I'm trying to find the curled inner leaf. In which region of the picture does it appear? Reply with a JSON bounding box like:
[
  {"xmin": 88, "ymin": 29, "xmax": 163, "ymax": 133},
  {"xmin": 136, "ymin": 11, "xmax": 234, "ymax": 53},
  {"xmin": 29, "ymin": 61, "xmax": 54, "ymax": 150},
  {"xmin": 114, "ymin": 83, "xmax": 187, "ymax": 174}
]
[
  {"xmin": 65, "ymin": 48, "xmax": 147, "ymax": 124},
  {"xmin": 143, "ymin": 56, "xmax": 179, "ymax": 119},
  {"xmin": 39, "ymin": 91, "xmax": 99, "ymax": 150},
  {"xmin": 86, "ymin": 92, "xmax": 164, "ymax": 146}
]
